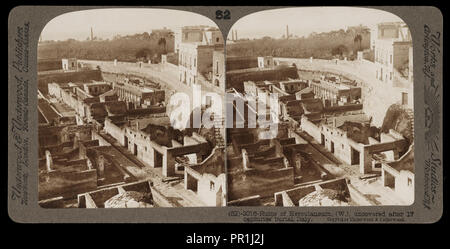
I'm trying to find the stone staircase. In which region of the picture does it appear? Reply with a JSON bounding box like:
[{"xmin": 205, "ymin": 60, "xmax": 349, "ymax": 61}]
[
  {"xmin": 404, "ymin": 108, "xmax": 414, "ymax": 139},
  {"xmin": 212, "ymin": 113, "xmax": 225, "ymax": 148}
]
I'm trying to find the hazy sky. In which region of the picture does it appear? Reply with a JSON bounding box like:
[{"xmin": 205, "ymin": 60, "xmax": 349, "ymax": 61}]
[
  {"xmin": 41, "ymin": 8, "xmax": 218, "ymax": 41},
  {"xmin": 228, "ymin": 7, "xmax": 404, "ymax": 39}
]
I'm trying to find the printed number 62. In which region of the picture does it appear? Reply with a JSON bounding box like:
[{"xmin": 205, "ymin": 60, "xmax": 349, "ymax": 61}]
[{"xmin": 216, "ymin": 10, "xmax": 231, "ymax": 20}]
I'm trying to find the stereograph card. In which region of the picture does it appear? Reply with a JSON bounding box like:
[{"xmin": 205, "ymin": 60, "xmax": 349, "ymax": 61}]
[{"xmin": 8, "ymin": 6, "xmax": 443, "ymax": 223}]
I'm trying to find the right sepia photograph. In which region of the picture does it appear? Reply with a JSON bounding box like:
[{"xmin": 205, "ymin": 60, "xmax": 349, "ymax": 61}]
[{"xmin": 225, "ymin": 7, "xmax": 414, "ymax": 207}]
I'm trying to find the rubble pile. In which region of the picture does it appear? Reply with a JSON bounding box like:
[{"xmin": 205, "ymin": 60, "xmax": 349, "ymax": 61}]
[
  {"xmin": 298, "ymin": 189, "xmax": 349, "ymax": 206},
  {"xmin": 104, "ymin": 191, "xmax": 153, "ymax": 208}
]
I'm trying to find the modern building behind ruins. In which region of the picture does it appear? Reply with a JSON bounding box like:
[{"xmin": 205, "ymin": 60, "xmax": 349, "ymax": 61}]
[
  {"xmin": 176, "ymin": 26, "xmax": 224, "ymax": 86},
  {"xmin": 361, "ymin": 21, "xmax": 415, "ymax": 127},
  {"xmin": 174, "ymin": 26, "xmax": 223, "ymax": 53},
  {"xmin": 212, "ymin": 50, "xmax": 225, "ymax": 88},
  {"xmin": 372, "ymin": 22, "xmax": 413, "ymax": 87}
]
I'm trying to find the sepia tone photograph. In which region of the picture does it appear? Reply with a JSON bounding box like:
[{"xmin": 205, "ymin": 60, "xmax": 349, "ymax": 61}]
[
  {"xmin": 225, "ymin": 7, "xmax": 414, "ymax": 207},
  {"xmin": 37, "ymin": 8, "xmax": 227, "ymax": 208},
  {"xmin": 36, "ymin": 6, "xmax": 415, "ymax": 209},
  {"xmin": 7, "ymin": 4, "xmax": 444, "ymax": 224}
]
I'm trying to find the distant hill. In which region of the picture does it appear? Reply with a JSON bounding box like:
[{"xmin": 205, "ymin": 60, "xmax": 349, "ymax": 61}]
[
  {"xmin": 227, "ymin": 28, "xmax": 370, "ymax": 60},
  {"xmin": 38, "ymin": 33, "xmax": 175, "ymax": 62}
]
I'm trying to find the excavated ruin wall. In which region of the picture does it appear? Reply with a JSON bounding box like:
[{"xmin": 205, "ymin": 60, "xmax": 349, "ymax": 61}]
[
  {"xmin": 228, "ymin": 167, "xmax": 294, "ymax": 201},
  {"xmin": 274, "ymin": 58, "xmax": 414, "ymax": 127},
  {"xmin": 38, "ymin": 69, "xmax": 103, "ymax": 94}
]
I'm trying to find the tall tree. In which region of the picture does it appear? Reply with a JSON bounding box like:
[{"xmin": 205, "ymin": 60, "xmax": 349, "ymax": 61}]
[
  {"xmin": 331, "ymin": 44, "xmax": 348, "ymax": 57},
  {"xmin": 135, "ymin": 48, "xmax": 152, "ymax": 60},
  {"xmin": 354, "ymin": 34, "xmax": 362, "ymax": 51},
  {"xmin": 158, "ymin": 37, "xmax": 167, "ymax": 54}
]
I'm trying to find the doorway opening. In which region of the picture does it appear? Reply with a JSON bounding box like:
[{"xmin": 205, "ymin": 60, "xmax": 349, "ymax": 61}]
[
  {"xmin": 351, "ymin": 147, "xmax": 360, "ymax": 165},
  {"xmin": 154, "ymin": 150, "xmax": 163, "ymax": 168}
]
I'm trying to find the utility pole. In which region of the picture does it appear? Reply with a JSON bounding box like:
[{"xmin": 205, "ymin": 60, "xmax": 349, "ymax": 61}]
[{"xmin": 91, "ymin": 27, "xmax": 94, "ymax": 41}]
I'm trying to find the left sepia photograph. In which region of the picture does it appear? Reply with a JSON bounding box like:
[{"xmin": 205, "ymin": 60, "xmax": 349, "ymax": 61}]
[{"xmin": 37, "ymin": 8, "xmax": 227, "ymax": 208}]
